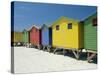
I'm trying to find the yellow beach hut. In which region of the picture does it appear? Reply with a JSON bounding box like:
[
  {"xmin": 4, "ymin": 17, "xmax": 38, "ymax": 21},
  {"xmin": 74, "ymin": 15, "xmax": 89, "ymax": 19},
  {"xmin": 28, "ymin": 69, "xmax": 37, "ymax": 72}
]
[{"xmin": 51, "ymin": 16, "xmax": 84, "ymax": 59}]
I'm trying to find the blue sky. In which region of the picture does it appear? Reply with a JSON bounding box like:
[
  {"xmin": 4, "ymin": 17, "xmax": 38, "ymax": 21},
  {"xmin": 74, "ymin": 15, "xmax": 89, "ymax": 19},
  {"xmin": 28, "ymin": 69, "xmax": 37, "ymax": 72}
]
[{"xmin": 12, "ymin": 1, "xmax": 97, "ymax": 32}]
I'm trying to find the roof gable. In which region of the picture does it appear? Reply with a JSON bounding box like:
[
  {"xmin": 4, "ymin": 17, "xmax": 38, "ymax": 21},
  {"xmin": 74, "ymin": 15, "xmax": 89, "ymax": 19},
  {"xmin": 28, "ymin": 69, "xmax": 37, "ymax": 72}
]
[
  {"xmin": 82, "ymin": 12, "xmax": 97, "ymax": 22},
  {"xmin": 51, "ymin": 16, "xmax": 79, "ymax": 27},
  {"xmin": 28, "ymin": 24, "xmax": 41, "ymax": 31},
  {"xmin": 41, "ymin": 24, "xmax": 48, "ymax": 29}
]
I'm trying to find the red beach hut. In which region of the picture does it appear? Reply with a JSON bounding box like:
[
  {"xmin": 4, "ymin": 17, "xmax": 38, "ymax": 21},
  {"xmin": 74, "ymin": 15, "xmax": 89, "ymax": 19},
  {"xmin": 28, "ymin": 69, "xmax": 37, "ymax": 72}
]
[{"xmin": 29, "ymin": 25, "xmax": 41, "ymax": 49}]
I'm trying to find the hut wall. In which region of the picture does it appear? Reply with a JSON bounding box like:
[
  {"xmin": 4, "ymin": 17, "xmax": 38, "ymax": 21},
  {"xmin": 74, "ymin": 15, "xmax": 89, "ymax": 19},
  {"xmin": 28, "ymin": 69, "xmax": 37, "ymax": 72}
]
[
  {"xmin": 84, "ymin": 13, "xmax": 97, "ymax": 51},
  {"xmin": 52, "ymin": 17, "xmax": 83, "ymax": 49},
  {"xmin": 23, "ymin": 31, "xmax": 29, "ymax": 43},
  {"xmin": 30, "ymin": 27, "xmax": 41, "ymax": 46},
  {"xmin": 12, "ymin": 32, "xmax": 23, "ymax": 43},
  {"xmin": 41, "ymin": 27, "xmax": 49, "ymax": 46}
]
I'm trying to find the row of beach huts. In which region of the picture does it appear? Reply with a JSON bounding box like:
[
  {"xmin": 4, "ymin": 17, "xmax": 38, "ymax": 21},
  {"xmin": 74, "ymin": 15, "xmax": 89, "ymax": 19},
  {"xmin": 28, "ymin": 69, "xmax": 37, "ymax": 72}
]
[{"xmin": 11, "ymin": 12, "xmax": 97, "ymax": 63}]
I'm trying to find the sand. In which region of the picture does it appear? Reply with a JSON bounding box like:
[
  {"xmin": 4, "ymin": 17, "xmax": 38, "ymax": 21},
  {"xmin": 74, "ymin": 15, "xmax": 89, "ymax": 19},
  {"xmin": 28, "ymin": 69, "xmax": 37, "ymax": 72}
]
[{"xmin": 13, "ymin": 47, "xmax": 97, "ymax": 74}]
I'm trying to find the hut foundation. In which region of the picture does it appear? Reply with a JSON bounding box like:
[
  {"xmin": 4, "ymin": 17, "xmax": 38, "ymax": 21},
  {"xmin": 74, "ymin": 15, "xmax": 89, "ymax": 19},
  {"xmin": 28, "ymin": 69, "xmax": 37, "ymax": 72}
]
[
  {"xmin": 53, "ymin": 47, "xmax": 82, "ymax": 60},
  {"xmin": 87, "ymin": 50, "xmax": 97, "ymax": 63}
]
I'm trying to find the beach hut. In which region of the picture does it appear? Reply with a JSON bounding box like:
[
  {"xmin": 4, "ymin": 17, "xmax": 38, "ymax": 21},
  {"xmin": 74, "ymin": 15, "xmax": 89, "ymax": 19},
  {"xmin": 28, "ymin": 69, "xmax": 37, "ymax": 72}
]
[
  {"xmin": 11, "ymin": 31, "xmax": 23, "ymax": 46},
  {"xmin": 22, "ymin": 29, "xmax": 30, "ymax": 47},
  {"xmin": 84, "ymin": 12, "xmax": 97, "ymax": 62},
  {"xmin": 29, "ymin": 25, "xmax": 41, "ymax": 49},
  {"xmin": 41, "ymin": 24, "xmax": 52, "ymax": 51},
  {"xmin": 51, "ymin": 16, "xmax": 84, "ymax": 59}
]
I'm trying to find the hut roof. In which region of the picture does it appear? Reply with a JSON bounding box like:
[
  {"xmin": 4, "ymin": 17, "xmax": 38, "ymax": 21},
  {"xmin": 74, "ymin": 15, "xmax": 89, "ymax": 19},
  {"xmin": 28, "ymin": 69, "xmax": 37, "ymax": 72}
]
[
  {"xmin": 81, "ymin": 12, "xmax": 97, "ymax": 22},
  {"xmin": 22, "ymin": 29, "xmax": 27, "ymax": 32},
  {"xmin": 27, "ymin": 24, "xmax": 41, "ymax": 31},
  {"xmin": 51, "ymin": 16, "xmax": 79, "ymax": 27},
  {"xmin": 41, "ymin": 24, "xmax": 51, "ymax": 29}
]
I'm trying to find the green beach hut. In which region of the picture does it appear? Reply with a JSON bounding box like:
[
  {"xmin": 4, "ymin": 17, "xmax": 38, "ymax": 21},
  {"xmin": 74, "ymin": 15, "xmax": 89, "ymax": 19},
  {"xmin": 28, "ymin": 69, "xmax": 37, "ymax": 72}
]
[
  {"xmin": 23, "ymin": 29, "xmax": 30, "ymax": 46},
  {"xmin": 84, "ymin": 12, "xmax": 97, "ymax": 62}
]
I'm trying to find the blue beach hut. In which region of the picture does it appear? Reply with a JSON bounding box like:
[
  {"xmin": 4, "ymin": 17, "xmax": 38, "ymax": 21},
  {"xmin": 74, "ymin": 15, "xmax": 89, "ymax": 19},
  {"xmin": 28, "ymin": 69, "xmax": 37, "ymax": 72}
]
[{"xmin": 41, "ymin": 24, "xmax": 52, "ymax": 51}]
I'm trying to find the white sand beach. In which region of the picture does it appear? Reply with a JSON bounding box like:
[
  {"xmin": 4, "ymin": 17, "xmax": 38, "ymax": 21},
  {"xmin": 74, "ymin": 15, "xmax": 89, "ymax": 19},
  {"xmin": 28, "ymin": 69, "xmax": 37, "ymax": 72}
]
[{"xmin": 13, "ymin": 47, "xmax": 97, "ymax": 74}]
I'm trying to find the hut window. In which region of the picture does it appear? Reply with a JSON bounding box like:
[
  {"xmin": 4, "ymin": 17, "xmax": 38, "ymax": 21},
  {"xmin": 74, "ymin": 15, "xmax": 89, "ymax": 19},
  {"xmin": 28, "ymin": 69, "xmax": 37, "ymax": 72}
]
[
  {"xmin": 92, "ymin": 18, "xmax": 97, "ymax": 26},
  {"xmin": 56, "ymin": 25, "xmax": 59, "ymax": 30},
  {"xmin": 68, "ymin": 23, "xmax": 72, "ymax": 29}
]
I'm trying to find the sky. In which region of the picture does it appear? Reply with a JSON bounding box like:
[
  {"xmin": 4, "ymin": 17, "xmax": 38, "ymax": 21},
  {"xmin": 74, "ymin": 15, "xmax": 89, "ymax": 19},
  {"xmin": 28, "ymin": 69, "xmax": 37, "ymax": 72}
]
[{"xmin": 12, "ymin": 1, "xmax": 97, "ymax": 32}]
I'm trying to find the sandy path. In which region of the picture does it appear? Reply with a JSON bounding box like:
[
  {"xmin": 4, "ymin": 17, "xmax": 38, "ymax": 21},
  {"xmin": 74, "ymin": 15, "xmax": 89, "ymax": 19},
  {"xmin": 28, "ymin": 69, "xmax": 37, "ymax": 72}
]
[{"xmin": 13, "ymin": 47, "xmax": 97, "ymax": 73}]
